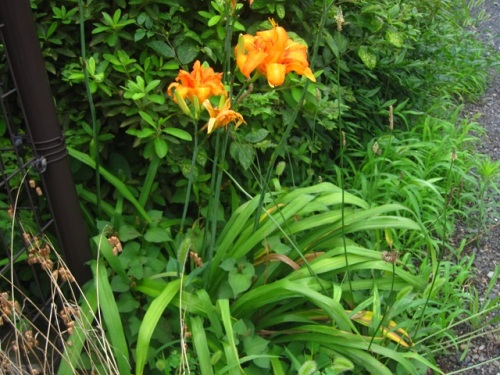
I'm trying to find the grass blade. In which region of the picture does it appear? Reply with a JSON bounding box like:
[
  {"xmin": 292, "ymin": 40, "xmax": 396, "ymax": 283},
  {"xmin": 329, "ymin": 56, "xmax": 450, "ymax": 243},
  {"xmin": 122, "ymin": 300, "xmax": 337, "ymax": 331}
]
[
  {"xmin": 218, "ymin": 299, "xmax": 243, "ymax": 375},
  {"xmin": 135, "ymin": 279, "xmax": 181, "ymax": 375},
  {"xmin": 190, "ymin": 316, "xmax": 215, "ymax": 375},
  {"xmin": 91, "ymin": 260, "xmax": 131, "ymax": 375}
]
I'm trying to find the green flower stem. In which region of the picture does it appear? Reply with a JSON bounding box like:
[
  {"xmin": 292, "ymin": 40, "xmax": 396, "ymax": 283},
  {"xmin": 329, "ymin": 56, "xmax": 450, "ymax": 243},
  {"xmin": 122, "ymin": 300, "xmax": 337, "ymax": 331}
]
[
  {"xmin": 205, "ymin": 0, "xmax": 235, "ymax": 268},
  {"xmin": 206, "ymin": 130, "xmax": 230, "ymax": 266},
  {"xmin": 180, "ymin": 126, "xmax": 199, "ymax": 232},
  {"xmin": 78, "ymin": 0, "xmax": 100, "ymax": 214},
  {"xmin": 252, "ymin": 0, "xmax": 334, "ymax": 233}
]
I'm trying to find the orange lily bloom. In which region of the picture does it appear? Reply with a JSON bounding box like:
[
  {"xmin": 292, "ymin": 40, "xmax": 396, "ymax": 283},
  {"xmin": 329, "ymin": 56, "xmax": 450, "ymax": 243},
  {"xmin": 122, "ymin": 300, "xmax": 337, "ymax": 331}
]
[
  {"xmin": 167, "ymin": 60, "xmax": 226, "ymax": 104},
  {"xmin": 235, "ymin": 20, "xmax": 316, "ymax": 87},
  {"xmin": 202, "ymin": 98, "xmax": 246, "ymax": 134}
]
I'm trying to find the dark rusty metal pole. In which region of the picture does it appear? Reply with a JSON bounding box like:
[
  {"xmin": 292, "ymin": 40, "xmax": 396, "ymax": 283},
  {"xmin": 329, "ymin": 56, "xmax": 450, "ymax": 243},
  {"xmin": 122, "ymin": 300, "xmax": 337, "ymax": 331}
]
[{"xmin": 0, "ymin": 0, "xmax": 92, "ymax": 284}]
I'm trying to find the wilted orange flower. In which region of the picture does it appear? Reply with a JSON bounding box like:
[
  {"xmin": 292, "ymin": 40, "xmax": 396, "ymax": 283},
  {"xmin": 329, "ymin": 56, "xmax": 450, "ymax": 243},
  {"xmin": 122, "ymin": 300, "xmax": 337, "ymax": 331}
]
[
  {"xmin": 231, "ymin": 0, "xmax": 253, "ymax": 9},
  {"xmin": 235, "ymin": 19, "xmax": 316, "ymax": 87},
  {"xmin": 202, "ymin": 98, "xmax": 246, "ymax": 134},
  {"xmin": 167, "ymin": 60, "xmax": 226, "ymax": 104}
]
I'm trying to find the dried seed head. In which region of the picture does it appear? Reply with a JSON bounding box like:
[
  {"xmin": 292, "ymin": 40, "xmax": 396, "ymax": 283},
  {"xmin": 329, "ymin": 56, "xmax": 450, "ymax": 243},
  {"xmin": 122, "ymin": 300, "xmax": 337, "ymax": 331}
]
[
  {"xmin": 189, "ymin": 251, "xmax": 203, "ymax": 268},
  {"xmin": 372, "ymin": 141, "xmax": 381, "ymax": 155},
  {"xmin": 29, "ymin": 179, "xmax": 36, "ymax": 189},
  {"xmin": 0, "ymin": 292, "xmax": 21, "ymax": 320},
  {"xmin": 108, "ymin": 235, "xmax": 123, "ymax": 255},
  {"xmin": 23, "ymin": 232, "xmax": 31, "ymax": 245},
  {"xmin": 451, "ymin": 149, "xmax": 457, "ymax": 161},
  {"xmin": 58, "ymin": 267, "xmax": 76, "ymax": 283},
  {"xmin": 334, "ymin": 7, "xmax": 345, "ymax": 32},
  {"xmin": 35, "ymin": 187, "xmax": 43, "ymax": 196},
  {"xmin": 382, "ymin": 250, "xmax": 399, "ymax": 264}
]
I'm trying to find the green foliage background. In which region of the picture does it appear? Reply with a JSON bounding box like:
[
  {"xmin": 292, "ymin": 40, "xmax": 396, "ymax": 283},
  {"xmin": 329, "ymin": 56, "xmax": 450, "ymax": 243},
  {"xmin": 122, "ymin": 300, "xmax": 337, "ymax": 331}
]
[{"xmin": 2, "ymin": 0, "xmax": 496, "ymax": 373}]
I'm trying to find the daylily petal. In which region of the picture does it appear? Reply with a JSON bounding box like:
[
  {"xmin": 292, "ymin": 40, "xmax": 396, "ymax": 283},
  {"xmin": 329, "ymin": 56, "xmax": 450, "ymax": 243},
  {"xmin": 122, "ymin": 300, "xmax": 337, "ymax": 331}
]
[
  {"xmin": 237, "ymin": 50, "xmax": 268, "ymax": 78},
  {"xmin": 265, "ymin": 26, "xmax": 288, "ymax": 63},
  {"xmin": 206, "ymin": 117, "xmax": 217, "ymax": 134},
  {"xmin": 266, "ymin": 63, "xmax": 286, "ymax": 87},
  {"xmin": 202, "ymin": 99, "xmax": 217, "ymax": 118},
  {"xmin": 284, "ymin": 61, "xmax": 316, "ymax": 82},
  {"xmin": 301, "ymin": 67, "xmax": 316, "ymax": 82},
  {"xmin": 195, "ymin": 87, "xmax": 212, "ymax": 104}
]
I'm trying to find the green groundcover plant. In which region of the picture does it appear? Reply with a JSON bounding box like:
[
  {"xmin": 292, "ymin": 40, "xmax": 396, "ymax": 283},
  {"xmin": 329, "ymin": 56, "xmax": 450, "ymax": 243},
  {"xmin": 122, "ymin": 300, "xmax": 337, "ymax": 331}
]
[{"xmin": 1, "ymin": 0, "xmax": 498, "ymax": 373}]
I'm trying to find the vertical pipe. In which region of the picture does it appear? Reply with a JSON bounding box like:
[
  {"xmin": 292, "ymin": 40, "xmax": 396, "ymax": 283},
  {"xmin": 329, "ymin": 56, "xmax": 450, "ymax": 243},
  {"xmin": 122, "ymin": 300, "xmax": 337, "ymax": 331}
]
[{"xmin": 0, "ymin": 0, "xmax": 92, "ymax": 284}]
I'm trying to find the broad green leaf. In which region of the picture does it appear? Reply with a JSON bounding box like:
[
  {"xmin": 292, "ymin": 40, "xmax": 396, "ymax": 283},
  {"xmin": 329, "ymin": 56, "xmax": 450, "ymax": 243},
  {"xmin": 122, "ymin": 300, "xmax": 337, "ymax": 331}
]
[
  {"xmin": 148, "ymin": 94, "xmax": 165, "ymax": 104},
  {"xmin": 386, "ymin": 30, "xmax": 404, "ymax": 48},
  {"xmin": 139, "ymin": 111, "xmax": 156, "ymax": 128},
  {"xmin": 164, "ymin": 127, "xmax": 193, "ymax": 141},
  {"xmin": 144, "ymin": 226, "xmax": 171, "ymax": 243},
  {"xmin": 126, "ymin": 128, "xmax": 156, "ymax": 138},
  {"xmin": 132, "ymin": 92, "xmax": 146, "ymax": 100},
  {"xmin": 176, "ymin": 39, "xmax": 199, "ymax": 65},
  {"xmin": 119, "ymin": 224, "xmax": 142, "ymax": 241},
  {"xmin": 111, "ymin": 275, "xmax": 130, "ymax": 293},
  {"xmin": 358, "ymin": 46, "xmax": 377, "ymax": 69},
  {"xmin": 238, "ymin": 144, "xmax": 255, "ymax": 170},
  {"xmin": 145, "ymin": 79, "xmax": 161, "ymax": 92},
  {"xmin": 333, "ymin": 31, "xmax": 348, "ymax": 54},
  {"xmin": 117, "ymin": 293, "xmax": 140, "ymax": 313},
  {"xmin": 228, "ymin": 262, "xmax": 255, "ymax": 296},
  {"xmin": 208, "ymin": 15, "xmax": 221, "ymax": 27},
  {"xmin": 154, "ymin": 137, "xmax": 168, "ymax": 158},
  {"xmin": 243, "ymin": 335, "xmax": 270, "ymax": 369},
  {"xmin": 245, "ymin": 128, "xmax": 269, "ymax": 143},
  {"xmin": 164, "ymin": 60, "xmax": 179, "ymax": 70},
  {"xmin": 147, "ymin": 41, "xmax": 175, "ymax": 58},
  {"xmin": 276, "ymin": 4, "xmax": 285, "ymax": 19}
]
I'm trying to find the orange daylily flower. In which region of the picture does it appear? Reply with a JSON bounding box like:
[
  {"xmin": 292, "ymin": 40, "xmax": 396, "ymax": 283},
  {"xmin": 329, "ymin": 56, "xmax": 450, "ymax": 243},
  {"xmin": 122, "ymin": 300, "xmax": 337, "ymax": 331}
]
[
  {"xmin": 202, "ymin": 98, "xmax": 246, "ymax": 134},
  {"xmin": 167, "ymin": 60, "xmax": 226, "ymax": 104},
  {"xmin": 235, "ymin": 20, "xmax": 316, "ymax": 87}
]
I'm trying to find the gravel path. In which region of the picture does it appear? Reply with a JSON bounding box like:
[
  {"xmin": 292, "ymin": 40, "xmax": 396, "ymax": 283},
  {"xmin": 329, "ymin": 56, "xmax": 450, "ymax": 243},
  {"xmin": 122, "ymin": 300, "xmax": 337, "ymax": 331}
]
[{"xmin": 436, "ymin": 2, "xmax": 500, "ymax": 374}]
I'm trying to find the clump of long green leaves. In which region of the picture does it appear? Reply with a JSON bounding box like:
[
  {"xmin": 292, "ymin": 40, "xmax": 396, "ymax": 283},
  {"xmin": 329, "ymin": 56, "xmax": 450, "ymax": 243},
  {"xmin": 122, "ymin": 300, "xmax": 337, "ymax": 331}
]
[{"xmin": 129, "ymin": 182, "xmax": 441, "ymax": 374}]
